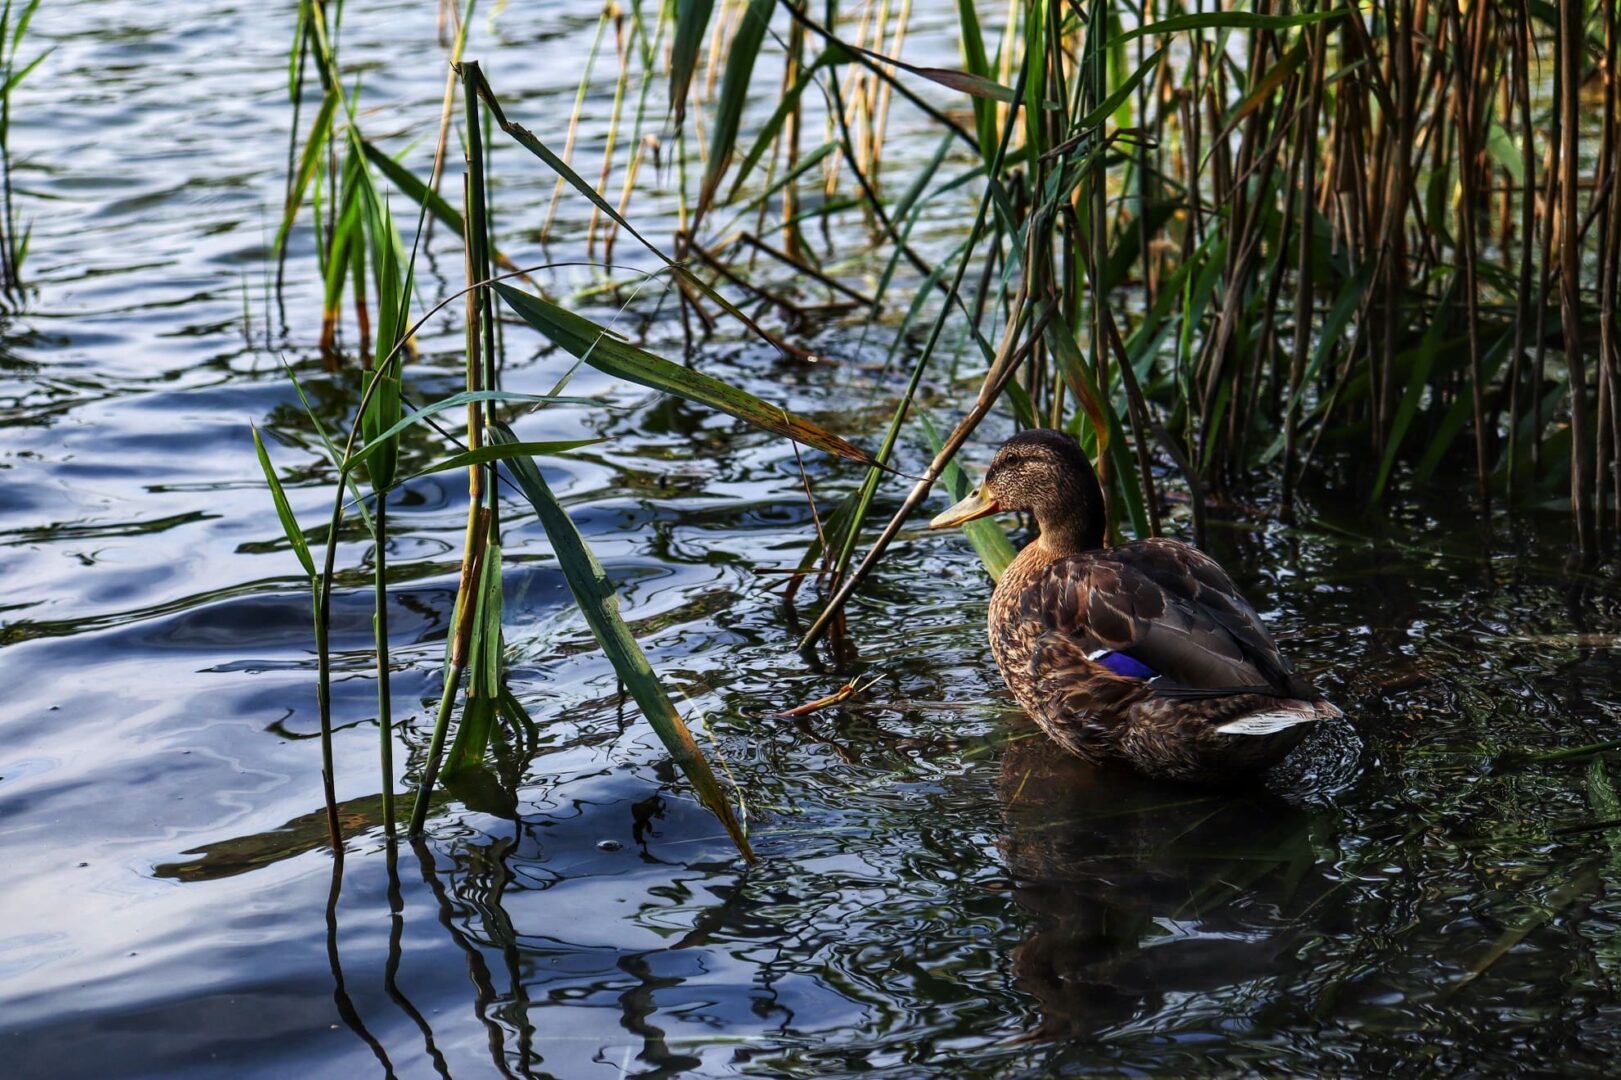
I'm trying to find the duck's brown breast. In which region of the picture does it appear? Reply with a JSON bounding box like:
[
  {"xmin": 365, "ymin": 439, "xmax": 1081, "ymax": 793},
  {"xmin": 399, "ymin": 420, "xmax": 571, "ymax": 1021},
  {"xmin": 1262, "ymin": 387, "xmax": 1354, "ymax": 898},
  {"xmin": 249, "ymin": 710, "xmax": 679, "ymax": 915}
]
[{"xmin": 987, "ymin": 541, "xmax": 1062, "ymax": 711}]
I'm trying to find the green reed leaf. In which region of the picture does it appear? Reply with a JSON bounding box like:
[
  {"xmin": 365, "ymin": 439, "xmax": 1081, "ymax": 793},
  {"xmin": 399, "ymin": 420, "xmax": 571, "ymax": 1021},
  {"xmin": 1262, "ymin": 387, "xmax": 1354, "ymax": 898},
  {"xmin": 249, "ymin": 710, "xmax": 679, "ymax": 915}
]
[
  {"xmin": 700, "ymin": 0, "xmax": 773, "ymax": 217},
  {"xmin": 488, "ymin": 424, "xmax": 753, "ymax": 861},
  {"xmin": 1076, "ymin": 47, "xmax": 1163, "ymax": 130},
  {"xmin": 669, "ymin": 0, "xmax": 716, "ymax": 127},
  {"xmin": 1370, "ymin": 284, "xmax": 1456, "ymax": 504},
  {"xmin": 955, "ymin": 0, "xmax": 997, "ymax": 154},
  {"xmin": 494, "ymin": 283, "xmax": 878, "ymax": 467},
  {"xmin": 274, "ymin": 87, "xmax": 338, "ymax": 259},
  {"xmin": 725, "ymin": 47, "xmax": 838, "ymax": 204},
  {"xmin": 359, "ymin": 138, "xmax": 465, "ymax": 245},
  {"xmin": 443, "ymin": 541, "xmax": 503, "ymax": 779},
  {"xmin": 920, "ymin": 412, "xmax": 1014, "ymax": 581},
  {"xmin": 381, "ymin": 439, "xmax": 604, "ymax": 493},
  {"xmin": 1414, "ymin": 329, "xmax": 1513, "ymax": 483},
  {"xmin": 360, "ymin": 370, "xmax": 401, "ymax": 492},
  {"xmin": 250, "ymin": 424, "xmax": 316, "ymax": 580},
  {"xmin": 342, "ymin": 390, "xmax": 603, "ymax": 474}
]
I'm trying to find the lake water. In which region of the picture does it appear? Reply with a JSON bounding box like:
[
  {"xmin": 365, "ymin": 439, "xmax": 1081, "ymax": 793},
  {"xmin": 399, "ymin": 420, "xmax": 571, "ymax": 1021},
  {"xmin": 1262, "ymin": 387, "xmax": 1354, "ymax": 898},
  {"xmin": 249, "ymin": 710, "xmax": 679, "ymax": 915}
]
[{"xmin": 4, "ymin": 2, "xmax": 1621, "ymax": 1076}]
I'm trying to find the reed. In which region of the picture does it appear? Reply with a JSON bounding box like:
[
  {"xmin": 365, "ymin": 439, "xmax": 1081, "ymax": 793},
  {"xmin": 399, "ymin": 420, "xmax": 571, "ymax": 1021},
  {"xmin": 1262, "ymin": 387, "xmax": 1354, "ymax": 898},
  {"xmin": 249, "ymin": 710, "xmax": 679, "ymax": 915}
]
[
  {"xmin": 0, "ymin": 0, "xmax": 45, "ymax": 294},
  {"xmin": 259, "ymin": 33, "xmax": 892, "ymax": 857},
  {"xmin": 583, "ymin": 0, "xmax": 1619, "ymax": 641},
  {"xmin": 267, "ymin": 1, "xmax": 1621, "ymax": 853}
]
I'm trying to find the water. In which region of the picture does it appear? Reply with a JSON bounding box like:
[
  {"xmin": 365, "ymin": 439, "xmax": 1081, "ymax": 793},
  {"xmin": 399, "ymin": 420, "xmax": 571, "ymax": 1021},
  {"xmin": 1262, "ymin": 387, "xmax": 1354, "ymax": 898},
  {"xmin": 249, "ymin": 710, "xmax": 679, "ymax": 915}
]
[{"xmin": 4, "ymin": 2, "xmax": 1621, "ymax": 1076}]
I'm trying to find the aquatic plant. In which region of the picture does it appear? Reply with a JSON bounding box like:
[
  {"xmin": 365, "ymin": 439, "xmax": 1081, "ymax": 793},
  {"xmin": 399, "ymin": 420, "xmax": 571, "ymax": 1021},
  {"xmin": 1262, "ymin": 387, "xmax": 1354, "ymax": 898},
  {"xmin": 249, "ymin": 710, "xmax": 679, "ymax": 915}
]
[
  {"xmin": 256, "ymin": 39, "xmax": 887, "ymax": 855},
  {"xmin": 0, "ymin": 0, "xmax": 46, "ymax": 293},
  {"xmin": 265, "ymin": 0, "xmax": 1621, "ymax": 854},
  {"xmin": 349, "ymin": 2, "xmax": 1621, "ymax": 647},
  {"xmin": 637, "ymin": 0, "xmax": 1621, "ymax": 639}
]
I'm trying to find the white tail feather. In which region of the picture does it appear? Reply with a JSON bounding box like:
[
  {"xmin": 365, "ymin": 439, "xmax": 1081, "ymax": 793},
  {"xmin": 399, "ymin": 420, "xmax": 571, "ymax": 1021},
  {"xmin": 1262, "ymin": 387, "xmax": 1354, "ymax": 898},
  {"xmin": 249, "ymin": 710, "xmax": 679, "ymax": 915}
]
[{"xmin": 1215, "ymin": 709, "xmax": 1318, "ymax": 736}]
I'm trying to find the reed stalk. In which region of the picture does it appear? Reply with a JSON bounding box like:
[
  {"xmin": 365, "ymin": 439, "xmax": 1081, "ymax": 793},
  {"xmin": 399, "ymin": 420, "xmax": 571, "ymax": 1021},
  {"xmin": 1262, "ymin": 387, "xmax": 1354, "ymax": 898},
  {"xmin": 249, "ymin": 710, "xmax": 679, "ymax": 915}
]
[{"xmin": 270, "ymin": 0, "xmax": 1621, "ymax": 853}]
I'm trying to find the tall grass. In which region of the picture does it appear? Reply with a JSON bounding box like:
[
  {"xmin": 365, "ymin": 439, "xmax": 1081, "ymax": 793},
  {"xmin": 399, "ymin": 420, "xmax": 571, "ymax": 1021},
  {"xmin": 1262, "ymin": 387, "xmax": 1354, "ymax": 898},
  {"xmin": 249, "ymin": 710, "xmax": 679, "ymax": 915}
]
[
  {"xmin": 264, "ymin": 1, "xmax": 1621, "ymax": 850},
  {"xmin": 628, "ymin": 0, "xmax": 1620, "ymax": 640},
  {"xmin": 261, "ymin": 12, "xmax": 886, "ymax": 858}
]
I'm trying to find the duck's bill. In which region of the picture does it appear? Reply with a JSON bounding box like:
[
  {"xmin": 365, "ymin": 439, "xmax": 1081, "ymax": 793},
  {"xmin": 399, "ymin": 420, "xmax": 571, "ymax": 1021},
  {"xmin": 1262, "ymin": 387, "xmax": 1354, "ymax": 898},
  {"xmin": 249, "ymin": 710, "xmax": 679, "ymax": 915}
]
[{"xmin": 929, "ymin": 489, "xmax": 1000, "ymax": 528}]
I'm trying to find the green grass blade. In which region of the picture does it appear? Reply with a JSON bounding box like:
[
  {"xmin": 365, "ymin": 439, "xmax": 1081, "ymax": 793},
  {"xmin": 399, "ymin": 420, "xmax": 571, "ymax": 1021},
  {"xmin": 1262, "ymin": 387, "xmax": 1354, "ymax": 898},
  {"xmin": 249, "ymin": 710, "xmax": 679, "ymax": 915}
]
[
  {"xmin": 342, "ymin": 390, "xmax": 603, "ymax": 473},
  {"xmin": 1076, "ymin": 47, "xmax": 1163, "ymax": 130},
  {"xmin": 359, "ymin": 137, "xmax": 465, "ymax": 241},
  {"xmin": 722, "ymin": 140, "xmax": 837, "ymax": 224},
  {"xmin": 955, "ymin": 0, "xmax": 997, "ymax": 153},
  {"xmin": 725, "ymin": 48, "xmax": 836, "ymax": 204},
  {"xmin": 442, "ymin": 696, "xmax": 496, "ymax": 783},
  {"xmin": 1, "ymin": 44, "xmax": 50, "ymax": 95},
  {"xmin": 380, "ymin": 439, "xmax": 605, "ymax": 493},
  {"xmin": 494, "ymin": 283, "xmax": 878, "ymax": 466},
  {"xmin": 489, "ymin": 424, "xmax": 753, "ymax": 861},
  {"xmin": 700, "ymin": 0, "xmax": 774, "ymax": 217},
  {"xmin": 274, "ymin": 88, "xmax": 338, "ymax": 258},
  {"xmin": 1260, "ymin": 262, "xmax": 1366, "ymax": 464},
  {"xmin": 669, "ymin": 0, "xmax": 716, "ymax": 127},
  {"xmin": 1370, "ymin": 286, "xmax": 1455, "ymax": 504},
  {"xmin": 251, "ymin": 423, "xmax": 316, "ymax": 579},
  {"xmin": 1414, "ymin": 329, "xmax": 1513, "ymax": 483},
  {"xmin": 277, "ymin": 358, "xmax": 373, "ymax": 536},
  {"xmin": 443, "ymin": 541, "xmax": 503, "ymax": 778},
  {"xmin": 360, "ymin": 370, "xmax": 401, "ymax": 491}
]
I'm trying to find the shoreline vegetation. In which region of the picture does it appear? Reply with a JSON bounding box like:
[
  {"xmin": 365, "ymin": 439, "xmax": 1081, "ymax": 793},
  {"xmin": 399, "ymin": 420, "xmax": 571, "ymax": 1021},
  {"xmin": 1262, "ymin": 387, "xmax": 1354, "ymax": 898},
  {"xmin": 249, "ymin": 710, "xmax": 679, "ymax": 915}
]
[{"xmin": 257, "ymin": 0, "xmax": 1621, "ymax": 853}]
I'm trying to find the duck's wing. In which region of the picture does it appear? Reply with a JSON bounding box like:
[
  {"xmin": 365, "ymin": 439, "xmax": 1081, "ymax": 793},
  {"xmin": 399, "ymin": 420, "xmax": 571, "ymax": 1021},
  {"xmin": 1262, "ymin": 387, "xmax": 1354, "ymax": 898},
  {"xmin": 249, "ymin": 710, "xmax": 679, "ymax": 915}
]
[{"xmin": 1018, "ymin": 541, "xmax": 1314, "ymax": 701}]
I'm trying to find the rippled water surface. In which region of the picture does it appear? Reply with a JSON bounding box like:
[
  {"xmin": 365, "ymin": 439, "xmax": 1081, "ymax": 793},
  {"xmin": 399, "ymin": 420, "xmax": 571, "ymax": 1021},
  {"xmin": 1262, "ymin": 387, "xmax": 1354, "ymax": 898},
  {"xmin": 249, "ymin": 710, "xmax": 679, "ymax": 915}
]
[{"xmin": 5, "ymin": 2, "xmax": 1621, "ymax": 1077}]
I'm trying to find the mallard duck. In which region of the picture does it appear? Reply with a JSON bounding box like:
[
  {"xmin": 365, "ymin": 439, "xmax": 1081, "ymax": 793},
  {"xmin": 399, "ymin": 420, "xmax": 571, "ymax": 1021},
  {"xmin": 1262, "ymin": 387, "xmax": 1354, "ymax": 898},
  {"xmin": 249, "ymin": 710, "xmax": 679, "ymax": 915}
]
[{"xmin": 930, "ymin": 429, "xmax": 1339, "ymax": 784}]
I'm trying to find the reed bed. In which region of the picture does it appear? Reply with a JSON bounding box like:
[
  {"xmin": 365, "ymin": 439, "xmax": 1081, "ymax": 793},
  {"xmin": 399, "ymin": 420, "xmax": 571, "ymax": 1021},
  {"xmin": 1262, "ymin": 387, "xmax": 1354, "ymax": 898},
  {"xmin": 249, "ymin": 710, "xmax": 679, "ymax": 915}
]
[{"xmin": 260, "ymin": 1, "xmax": 1621, "ymax": 854}]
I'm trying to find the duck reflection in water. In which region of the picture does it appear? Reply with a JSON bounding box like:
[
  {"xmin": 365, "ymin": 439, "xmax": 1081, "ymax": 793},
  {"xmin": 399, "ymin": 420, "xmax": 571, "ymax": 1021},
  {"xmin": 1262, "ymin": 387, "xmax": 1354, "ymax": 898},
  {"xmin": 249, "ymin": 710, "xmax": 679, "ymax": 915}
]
[{"xmin": 994, "ymin": 720, "xmax": 1332, "ymax": 1042}]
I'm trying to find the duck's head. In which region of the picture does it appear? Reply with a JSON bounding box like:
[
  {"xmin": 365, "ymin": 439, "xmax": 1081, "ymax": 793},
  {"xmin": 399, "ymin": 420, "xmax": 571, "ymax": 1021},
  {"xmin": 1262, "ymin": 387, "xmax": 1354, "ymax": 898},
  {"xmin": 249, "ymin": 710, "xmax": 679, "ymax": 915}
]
[{"xmin": 929, "ymin": 429, "xmax": 1106, "ymax": 553}]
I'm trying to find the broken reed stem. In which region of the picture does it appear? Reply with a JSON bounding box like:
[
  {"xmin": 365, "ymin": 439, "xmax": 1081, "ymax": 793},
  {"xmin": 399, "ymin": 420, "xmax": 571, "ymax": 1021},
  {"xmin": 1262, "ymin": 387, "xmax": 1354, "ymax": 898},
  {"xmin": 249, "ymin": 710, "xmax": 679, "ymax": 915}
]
[{"xmin": 797, "ymin": 295, "xmax": 1052, "ymax": 653}]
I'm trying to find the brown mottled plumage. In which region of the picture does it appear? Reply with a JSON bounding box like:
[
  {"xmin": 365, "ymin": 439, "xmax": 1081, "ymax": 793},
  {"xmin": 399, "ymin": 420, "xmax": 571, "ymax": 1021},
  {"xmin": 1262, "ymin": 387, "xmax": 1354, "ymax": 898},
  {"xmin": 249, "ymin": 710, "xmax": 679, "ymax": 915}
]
[{"xmin": 932, "ymin": 429, "xmax": 1339, "ymax": 784}]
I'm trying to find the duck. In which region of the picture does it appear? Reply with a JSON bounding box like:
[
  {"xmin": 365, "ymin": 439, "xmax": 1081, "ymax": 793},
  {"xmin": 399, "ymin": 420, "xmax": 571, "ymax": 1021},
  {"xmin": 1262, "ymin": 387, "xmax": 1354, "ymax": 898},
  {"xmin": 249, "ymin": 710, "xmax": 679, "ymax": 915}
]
[{"xmin": 930, "ymin": 429, "xmax": 1339, "ymax": 784}]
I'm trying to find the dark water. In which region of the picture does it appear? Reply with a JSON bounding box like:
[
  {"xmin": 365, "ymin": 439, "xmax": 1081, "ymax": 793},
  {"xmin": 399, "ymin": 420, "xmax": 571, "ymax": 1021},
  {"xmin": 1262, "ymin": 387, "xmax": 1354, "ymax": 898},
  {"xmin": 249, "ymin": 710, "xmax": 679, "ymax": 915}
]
[{"xmin": 4, "ymin": 2, "xmax": 1621, "ymax": 1076}]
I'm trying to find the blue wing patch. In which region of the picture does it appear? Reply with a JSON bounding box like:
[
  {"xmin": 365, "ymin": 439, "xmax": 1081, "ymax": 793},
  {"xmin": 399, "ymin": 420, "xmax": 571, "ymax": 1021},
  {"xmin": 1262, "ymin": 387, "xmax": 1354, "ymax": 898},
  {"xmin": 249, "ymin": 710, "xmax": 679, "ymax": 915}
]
[{"xmin": 1094, "ymin": 650, "xmax": 1157, "ymax": 679}]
